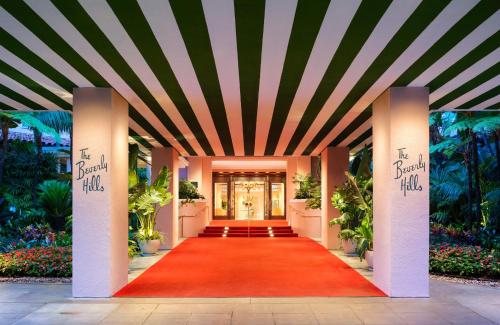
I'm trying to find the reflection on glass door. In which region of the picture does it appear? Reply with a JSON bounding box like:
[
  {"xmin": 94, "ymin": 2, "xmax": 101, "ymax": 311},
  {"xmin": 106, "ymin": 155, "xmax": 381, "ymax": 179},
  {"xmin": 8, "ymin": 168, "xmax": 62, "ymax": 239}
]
[
  {"xmin": 271, "ymin": 183, "xmax": 285, "ymax": 217},
  {"xmin": 214, "ymin": 182, "xmax": 228, "ymax": 218},
  {"xmin": 234, "ymin": 181, "xmax": 265, "ymax": 220}
]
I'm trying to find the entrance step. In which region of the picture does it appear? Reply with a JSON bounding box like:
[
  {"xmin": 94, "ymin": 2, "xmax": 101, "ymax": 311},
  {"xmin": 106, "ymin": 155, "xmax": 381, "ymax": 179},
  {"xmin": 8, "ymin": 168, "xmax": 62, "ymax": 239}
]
[{"xmin": 198, "ymin": 224, "xmax": 298, "ymax": 237}]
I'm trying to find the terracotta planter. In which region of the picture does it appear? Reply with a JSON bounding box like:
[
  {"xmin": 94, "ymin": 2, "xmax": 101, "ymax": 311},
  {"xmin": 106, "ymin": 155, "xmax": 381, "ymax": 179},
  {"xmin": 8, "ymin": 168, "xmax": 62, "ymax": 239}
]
[
  {"xmin": 365, "ymin": 250, "xmax": 374, "ymax": 269},
  {"xmin": 341, "ymin": 238, "xmax": 357, "ymax": 255},
  {"xmin": 138, "ymin": 239, "xmax": 161, "ymax": 254}
]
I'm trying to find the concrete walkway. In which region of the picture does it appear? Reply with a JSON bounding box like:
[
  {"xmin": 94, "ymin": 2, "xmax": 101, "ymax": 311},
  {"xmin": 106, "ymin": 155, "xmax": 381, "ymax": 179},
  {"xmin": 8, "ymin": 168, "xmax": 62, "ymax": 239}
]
[
  {"xmin": 0, "ymin": 249, "xmax": 499, "ymax": 325},
  {"xmin": 1, "ymin": 279, "xmax": 499, "ymax": 324}
]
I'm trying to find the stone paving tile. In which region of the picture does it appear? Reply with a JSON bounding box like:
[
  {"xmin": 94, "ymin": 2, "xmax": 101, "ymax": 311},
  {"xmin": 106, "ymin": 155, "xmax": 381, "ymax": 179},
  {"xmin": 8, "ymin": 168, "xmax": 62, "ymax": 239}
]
[
  {"xmin": 314, "ymin": 311, "xmax": 361, "ymax": 325},
  {"xmin": 143, "ymin": 313, "xmax": 190, "ymax": 325},
  {"xmin": 443, "ymin": 312, "xmax": 496, "ymax": 325},
  {"xmin": 111, "ymin": 303, "xmax": 158, "ymax": 314},
  {"xmin": 34, "ymin": 303, "xmax": 119, "ymax": 314},
  {"xmin": 231, "ymin": 313, "xmax": 275, "ymax": 325},
  {"xmin": 315, "ymin": 313, "xmax": 363, "ymax": 325},
  {"xmin": 396, "ymin": 311, "xmax": 452, "ymax": 325},
  {"xmin": 13, "ymin": 312, "xmax": 107, "ymax": 325},
  {"xmin": 270, "ymin": 303, "xmax": 312, "ymax": 314},
  {"xmin": 232, "ymin": 303, "xmax": 274, "ymax": 314},
  {"xmin": 352, "ymin": 311, "xmax": 406, "ymax": 325},
  {"xmin": 273, "ymin": 313, "xmax": 318, "ymax": 325},
  {"xmin": 154, "ymin": 303, "xmax": 234, "ymax": 314},
  {"xmin": 462, "ymin": 303, "xmax": 500, "ymax": 324},
  {"xmin": 0, "ymin": 314, "xmax": 26, "ymax": 325},
  {"xmin": 188, "ymin": 313, "xmax": 231, "ymax": 325},
  {"xmin": 0, "ymin": 303, "xmax": 43, "ymax": 314},
  {"xmin": 100, "ymin": 312, "xmax": 150, "ymax": 324},
  {"xmin": 385, "ymin": 301, "xmax": 446, "ymax": 313},
  {"xmin": 308, "ymin": 303, "xmax": 352, "ymax": 314},
  {"xmin": 348, "ymin": 302, "xmax": 393, "ymax": 313}
]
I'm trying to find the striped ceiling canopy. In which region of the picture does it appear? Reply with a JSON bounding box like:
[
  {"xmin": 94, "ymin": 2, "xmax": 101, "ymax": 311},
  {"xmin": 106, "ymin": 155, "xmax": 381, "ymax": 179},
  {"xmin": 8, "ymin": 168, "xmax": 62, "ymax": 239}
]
[{"xmin": 0, "ymin": 0, "xmax": 499, "ymax": 156}]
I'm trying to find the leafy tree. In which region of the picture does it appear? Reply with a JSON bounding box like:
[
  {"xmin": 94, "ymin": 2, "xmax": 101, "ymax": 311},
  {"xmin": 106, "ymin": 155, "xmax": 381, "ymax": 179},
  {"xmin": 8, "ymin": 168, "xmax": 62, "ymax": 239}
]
[{"xmin": 430, "ymin": 112, "xmax": 500, "ymax": 232}]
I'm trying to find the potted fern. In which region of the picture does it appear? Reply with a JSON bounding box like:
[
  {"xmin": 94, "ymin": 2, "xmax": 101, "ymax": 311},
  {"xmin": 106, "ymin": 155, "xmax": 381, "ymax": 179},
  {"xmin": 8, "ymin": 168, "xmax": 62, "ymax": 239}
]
[{"xmin": 128, "ymin": 166, "xmax": 172, "ymax": 254}]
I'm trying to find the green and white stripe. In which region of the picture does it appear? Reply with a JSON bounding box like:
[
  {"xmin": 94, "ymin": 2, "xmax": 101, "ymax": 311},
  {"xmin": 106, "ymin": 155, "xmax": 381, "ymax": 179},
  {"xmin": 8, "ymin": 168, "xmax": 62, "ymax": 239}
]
[{"xmin": 0, "ymin": 0, "xmax": 498, "ymax": 156}]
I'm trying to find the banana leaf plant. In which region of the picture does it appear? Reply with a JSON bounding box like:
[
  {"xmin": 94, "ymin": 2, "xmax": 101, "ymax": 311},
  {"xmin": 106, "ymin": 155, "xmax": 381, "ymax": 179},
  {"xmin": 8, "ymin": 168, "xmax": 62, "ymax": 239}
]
[{"xmin": 128, "ymin": 166, "xmax": 172, "ymax": 242}]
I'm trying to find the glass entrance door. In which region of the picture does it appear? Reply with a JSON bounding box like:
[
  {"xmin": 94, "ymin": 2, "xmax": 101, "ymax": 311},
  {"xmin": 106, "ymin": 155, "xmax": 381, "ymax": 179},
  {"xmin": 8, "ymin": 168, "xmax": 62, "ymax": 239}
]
[
  {"xmin": 234, "ymin": 181, "xmax": 265, "ymax": 220},
  {"xmin": 212, "ymin": 172, "xmax": 286, "ymax": 220}
]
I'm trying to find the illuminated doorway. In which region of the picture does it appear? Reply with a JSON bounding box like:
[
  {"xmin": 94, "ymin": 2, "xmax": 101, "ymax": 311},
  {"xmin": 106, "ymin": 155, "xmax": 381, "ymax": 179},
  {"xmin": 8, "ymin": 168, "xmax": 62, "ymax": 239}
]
[{"xmin": 213, "ymin": 172, "xmax": 286, "ymax": 220}]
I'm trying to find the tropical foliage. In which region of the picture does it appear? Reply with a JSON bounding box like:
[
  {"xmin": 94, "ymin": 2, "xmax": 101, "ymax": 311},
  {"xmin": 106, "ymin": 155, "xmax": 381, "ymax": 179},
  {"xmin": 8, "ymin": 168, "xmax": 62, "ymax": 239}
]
[
  {"xmin": 330, "ymin": 147, "xmax": 373, "ymax": 259},
  {"xmin": 128, "ymin": 151, "xmax": 172, "ymax": 242},
  {"xmin": 0, "ymin": 112, "xmax": 72, "ymax": 277},
  {"xmin": 430, "ymin": 112, "xmax": 500, "ymax": 232},
  {"xmin": 293, "ymin": 174, "xmax": 321, "ymax": 209},
  {"xmin": 179, "ymin": 180, "xmax": 205, "ymax": 206},
  {"xmin": 37, "ymin": 180, "xmax": 71, "ymax": 231}
]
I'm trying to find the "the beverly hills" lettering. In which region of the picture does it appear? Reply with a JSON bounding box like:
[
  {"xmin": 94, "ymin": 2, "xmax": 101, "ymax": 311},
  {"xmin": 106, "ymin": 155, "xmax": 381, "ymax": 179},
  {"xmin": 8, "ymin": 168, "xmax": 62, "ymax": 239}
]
[
  {"xmin": 393, "ymin": 147, "xmax": 425, "ymax": 197},
  {"xmin": 75, "ymin": 148, "xmax": 108, "ymax": 194}
]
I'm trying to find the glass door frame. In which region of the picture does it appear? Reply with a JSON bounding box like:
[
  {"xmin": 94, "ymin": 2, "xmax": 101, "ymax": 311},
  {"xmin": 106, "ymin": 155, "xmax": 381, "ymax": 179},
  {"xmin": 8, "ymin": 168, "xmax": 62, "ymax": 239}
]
[{"xmin": 212, "ymin": 172, "xmax": 286, "ymax": 220}]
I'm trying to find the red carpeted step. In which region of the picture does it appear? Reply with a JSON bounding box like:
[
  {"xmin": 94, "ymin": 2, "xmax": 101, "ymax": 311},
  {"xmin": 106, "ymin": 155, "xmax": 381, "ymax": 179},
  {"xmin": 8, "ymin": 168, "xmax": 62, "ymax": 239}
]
[
  {"xmin": 199, "ymin": 226, "xmax": 298, "ymax": 237},
  {"xmin": 198, "ymin": 233, "xmax": 299, "ymax": 237}
]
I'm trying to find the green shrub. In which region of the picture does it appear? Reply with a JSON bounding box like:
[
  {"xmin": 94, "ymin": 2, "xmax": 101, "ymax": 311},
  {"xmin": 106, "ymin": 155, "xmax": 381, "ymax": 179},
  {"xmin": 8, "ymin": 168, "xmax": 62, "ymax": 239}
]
[
  {"xmin": 37, "ymin": 180, "xmax": 71, "ymax": 231},
  {"xmin": 0, "ymin": 246, "xmax": 72, "ymax": 277},
  {"xmin": 179, "ymin": 180, "xmax": 205, "ymax": 206},
  {"xmin": 430, "ymin": 244, "xmax": 499, "ymax": 279}
]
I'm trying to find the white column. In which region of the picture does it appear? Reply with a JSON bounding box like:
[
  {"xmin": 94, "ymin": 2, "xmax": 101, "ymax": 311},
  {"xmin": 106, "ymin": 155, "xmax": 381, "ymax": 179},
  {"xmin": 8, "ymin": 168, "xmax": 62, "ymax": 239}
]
[
  {"xmin": 72, "ymin": 88, "xmax": 128, "ymax": 297},
  {"xmin": 321, "ymin": 147, "xmax": 349, "ymax": 249},
  {"xmin": 286, "ymin": 158, "xmax": 297, "ymax": 226},
  {"xmin": 151, "ymin": 147, "xmax": 179, "ymax": 249},
  {"xmin": 373, "ymin": 87, "xmax": 429, "ymax": 297},
  {"xmin": 201, "ymin": 158, "xmax": 212, "ymax": 222}
]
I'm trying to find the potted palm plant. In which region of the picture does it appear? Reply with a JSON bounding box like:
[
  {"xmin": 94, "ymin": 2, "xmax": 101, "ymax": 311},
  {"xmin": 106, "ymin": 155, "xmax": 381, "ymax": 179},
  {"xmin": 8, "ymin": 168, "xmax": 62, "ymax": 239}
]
[
  {"xmin": 128, "ymin": 166, "xmax": 172, "ymax": 254},
  {"xmin": 330, "ymin": 174, "xmax": 362, "ymax": 254}
]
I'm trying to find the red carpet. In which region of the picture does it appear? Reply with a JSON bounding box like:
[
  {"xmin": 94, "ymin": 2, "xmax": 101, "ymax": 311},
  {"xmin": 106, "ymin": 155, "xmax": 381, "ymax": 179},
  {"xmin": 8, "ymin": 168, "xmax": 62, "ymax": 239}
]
[{"xmin": 115, "ymin": 237, "xmax": 385, "ymax": 297}]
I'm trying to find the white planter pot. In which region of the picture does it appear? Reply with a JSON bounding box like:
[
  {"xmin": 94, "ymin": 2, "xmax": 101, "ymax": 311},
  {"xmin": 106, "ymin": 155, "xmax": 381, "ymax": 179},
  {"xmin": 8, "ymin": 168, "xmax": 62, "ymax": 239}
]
[
  {"xmin": 138, "ymin": 239, "xmax": 161, "ymax": 255},
  {"xmin": 341, "ymin": 238, "xmax": 357, "ymax": 255},
  {"xmin": 365, "ymin": 250, "xmax": 374, "ymax": 269}
]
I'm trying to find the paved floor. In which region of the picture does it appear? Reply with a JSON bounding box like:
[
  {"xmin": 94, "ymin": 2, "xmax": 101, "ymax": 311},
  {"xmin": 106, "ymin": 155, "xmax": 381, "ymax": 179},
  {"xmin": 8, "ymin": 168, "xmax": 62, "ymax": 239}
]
[{"xmin": 0, "ymin": 250, "xmax": 499, "ymax": 324}]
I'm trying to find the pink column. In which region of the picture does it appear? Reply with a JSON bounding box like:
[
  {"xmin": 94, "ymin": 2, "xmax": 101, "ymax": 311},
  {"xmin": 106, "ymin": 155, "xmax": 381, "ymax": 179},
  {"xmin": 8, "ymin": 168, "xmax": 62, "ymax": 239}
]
[
  {"xmin": 151, "ymin": 147, "xmax": 179, "ymax": 249},
  {"xmin": 321, "ymin": 147, "xmax": 349, "ymax": 249},
  {"xmin": 72, "ymin": 88, "xmax": 128, "ymax": 297},
  {"xmin": 373, "ymin": 87, "xmax": 429, "ymax": 297}
]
